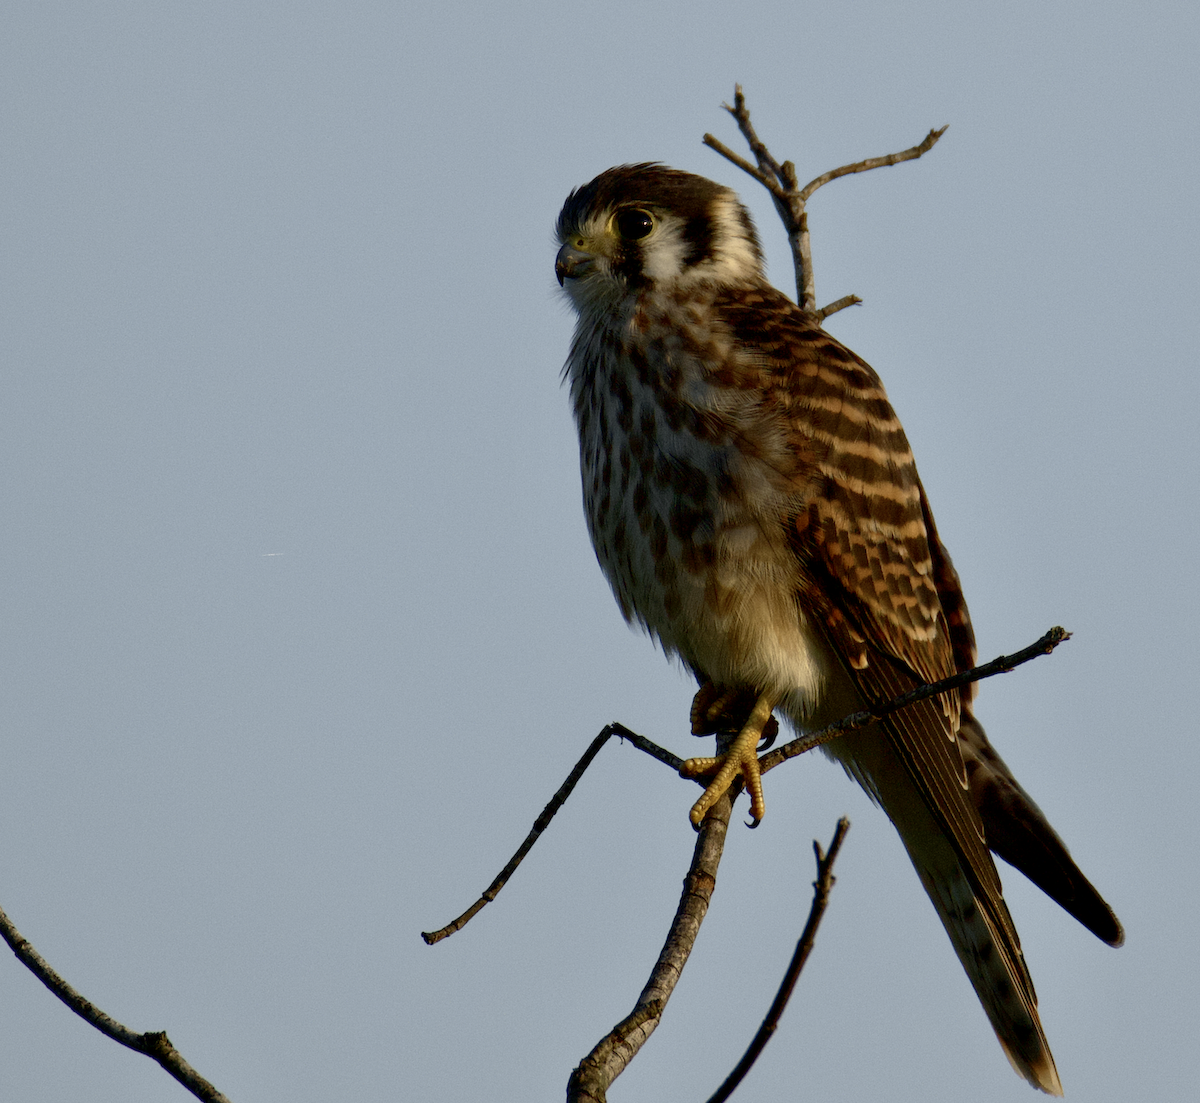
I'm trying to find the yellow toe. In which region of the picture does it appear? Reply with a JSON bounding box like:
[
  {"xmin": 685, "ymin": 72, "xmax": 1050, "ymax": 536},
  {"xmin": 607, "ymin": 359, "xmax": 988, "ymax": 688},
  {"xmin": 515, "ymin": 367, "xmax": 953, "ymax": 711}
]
[{"xmin": 681, "ymin": 692, "xmax": 775, "ymax": 827}]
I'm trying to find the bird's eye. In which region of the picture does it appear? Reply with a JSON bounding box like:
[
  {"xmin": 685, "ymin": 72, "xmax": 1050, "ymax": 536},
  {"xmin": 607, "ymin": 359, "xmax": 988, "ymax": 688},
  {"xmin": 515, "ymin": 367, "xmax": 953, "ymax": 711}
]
[{"xmin": 615, "ymin": 208, "xmax": 654, "ymax": 241}]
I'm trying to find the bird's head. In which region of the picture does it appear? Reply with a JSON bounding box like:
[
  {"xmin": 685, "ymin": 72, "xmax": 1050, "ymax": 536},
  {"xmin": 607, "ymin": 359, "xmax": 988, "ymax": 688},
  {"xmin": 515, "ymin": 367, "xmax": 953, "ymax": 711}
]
[{"xmin": 555, "ymin": 164, "xmax": 764, "ymax": 314}]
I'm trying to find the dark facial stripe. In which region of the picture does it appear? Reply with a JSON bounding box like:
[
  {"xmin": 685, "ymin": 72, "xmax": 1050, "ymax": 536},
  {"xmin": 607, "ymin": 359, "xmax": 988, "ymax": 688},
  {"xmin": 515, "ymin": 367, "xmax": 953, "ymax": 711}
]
[{"xmin": 558, "ymin": 164, "xmax": 763, "ymax": 277}]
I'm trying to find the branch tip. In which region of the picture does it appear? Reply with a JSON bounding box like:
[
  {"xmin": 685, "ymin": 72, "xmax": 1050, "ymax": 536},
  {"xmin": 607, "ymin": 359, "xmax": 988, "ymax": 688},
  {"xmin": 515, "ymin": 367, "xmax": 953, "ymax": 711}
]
[
  {"xmin": 702, "ymin": 817, "xmax": 850, "ymax": 1103},
  {"xmin": 817, "ymin": 294, "xmax": 863, "ymax": 322}
]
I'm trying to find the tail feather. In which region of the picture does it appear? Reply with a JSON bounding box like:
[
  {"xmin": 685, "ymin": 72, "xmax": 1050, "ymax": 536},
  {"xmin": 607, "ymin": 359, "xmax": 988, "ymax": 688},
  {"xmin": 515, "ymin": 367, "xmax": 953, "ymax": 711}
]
[
  {"xmin": 820, "ymin": 714, "xmax": 1064, "ymax": 1094},
  {"xmin": 915, "ymin": 856, "xmax": 1062, "ymax": 1095},
  {"xmin": 959, "ymin": 710, "xmax": 1125, "ymax": 948}
]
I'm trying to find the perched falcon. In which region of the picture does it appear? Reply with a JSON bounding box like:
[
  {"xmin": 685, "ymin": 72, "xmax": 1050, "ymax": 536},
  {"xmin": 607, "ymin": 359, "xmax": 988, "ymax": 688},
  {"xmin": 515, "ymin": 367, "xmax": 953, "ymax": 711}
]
[{"xmin": 555, "ymin": 164, "xmax": 1122, "ymax": 1094}]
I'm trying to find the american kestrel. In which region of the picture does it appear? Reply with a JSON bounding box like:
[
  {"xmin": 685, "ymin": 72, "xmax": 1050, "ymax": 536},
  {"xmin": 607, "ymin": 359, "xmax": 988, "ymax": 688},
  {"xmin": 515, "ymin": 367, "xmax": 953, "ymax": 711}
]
[{"xmin": 555, "ymin": 164, "xmax": 1122, "ymax": 1094}]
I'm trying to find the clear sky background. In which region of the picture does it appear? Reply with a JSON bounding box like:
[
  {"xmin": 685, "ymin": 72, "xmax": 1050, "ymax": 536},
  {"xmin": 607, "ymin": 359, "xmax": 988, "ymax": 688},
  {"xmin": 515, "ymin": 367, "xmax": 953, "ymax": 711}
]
[{"xmin": 2, "ymin": 3, "xmax": 1197, "ymax": 1101}]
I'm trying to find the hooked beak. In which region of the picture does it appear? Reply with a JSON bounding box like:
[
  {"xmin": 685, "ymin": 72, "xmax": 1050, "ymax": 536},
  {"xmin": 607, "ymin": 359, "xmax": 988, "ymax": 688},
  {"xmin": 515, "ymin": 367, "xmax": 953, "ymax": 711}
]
[{"xmin": 555, "ymin": 242, "xmax": 594, "ymax": 286}]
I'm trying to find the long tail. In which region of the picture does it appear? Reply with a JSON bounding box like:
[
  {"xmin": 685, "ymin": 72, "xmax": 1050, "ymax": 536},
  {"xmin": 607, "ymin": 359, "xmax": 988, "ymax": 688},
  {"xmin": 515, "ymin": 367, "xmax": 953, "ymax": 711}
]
[
  {"xmin": 907, "ymin": 834, "xmax": 1062, "ymax": 1094},
  {"xmin": 820, "ymin": 708, "xmax": 1064, "ymax": 1095}
]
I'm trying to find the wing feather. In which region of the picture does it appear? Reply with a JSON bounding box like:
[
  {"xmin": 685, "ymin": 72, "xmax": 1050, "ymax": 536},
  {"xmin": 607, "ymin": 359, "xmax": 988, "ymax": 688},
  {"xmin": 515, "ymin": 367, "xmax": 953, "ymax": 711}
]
[{"xmin": 719, "ymin": 283, "xmax": 1063, "ymax": 1091}]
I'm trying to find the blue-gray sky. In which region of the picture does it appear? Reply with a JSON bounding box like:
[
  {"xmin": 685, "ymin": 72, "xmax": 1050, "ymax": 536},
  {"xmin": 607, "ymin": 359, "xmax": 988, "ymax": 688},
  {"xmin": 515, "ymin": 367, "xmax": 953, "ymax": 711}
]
[{"xmin": 2, "ymin": 3, "xmax": 1196, "ymax": 1100}]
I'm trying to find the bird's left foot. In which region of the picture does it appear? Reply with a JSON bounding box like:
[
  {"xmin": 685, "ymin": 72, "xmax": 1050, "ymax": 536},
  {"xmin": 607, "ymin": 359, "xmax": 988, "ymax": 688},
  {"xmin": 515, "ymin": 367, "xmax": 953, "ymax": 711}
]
[{"xmin": 680, "ymin": 691, "xmax": 777, "ymax": 828}]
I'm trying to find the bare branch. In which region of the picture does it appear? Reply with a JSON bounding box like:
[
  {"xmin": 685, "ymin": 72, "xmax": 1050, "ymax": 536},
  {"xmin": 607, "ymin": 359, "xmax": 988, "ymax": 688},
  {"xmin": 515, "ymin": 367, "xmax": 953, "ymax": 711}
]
[
  {"xmin": 424, "ymin": 625, "xmax": 1062, "ymax": 1099},
  {"xmin": 792, "ymin": 210, "xmax": 816, "ymax": 317},
  {"xmin": 798, "ymin": 126, "xmax": 947, "ymax": 202},
  {"xmin": 0, "ymin": 904, "xmax": 232, "ymax": 1103},
  {"xmin": 701, "ymin": 134, "xmax": 785, "ymax": 199},
  {"xmin": 567, "ymin": 789, "xmax": 733, "ymax": 1102},
  {"xmin": 423, "ymin": 726, "xmax": 615, "ymax": 943},
  {"xmin": 760, "ymin": 626, "xmax": 1071, "ymax": 774},
  {"xmin": 704, "ymin": 818, "xmax": 851, "ymax": 1103},
  {"xmin": 704, "ymin": 86, "xmax": 946, "ymax": 318},
  {"xmin": 425, "ymin": 629, "xmax": 1066, "ymax": 944},
  {"xmin": 610, "ymin": 721, "xmax": 686, "ymax": 772},
  {"xmin": 817, "ymin": 294, "xmax": 863, "ymax": 322},
  {"xmin": 722, "ymin": 85, "xmax": 785, "ymax": 182},
  {"xmin": 422, "ymin": 723, "xmax": 684, "ymax": 944},
  {"xmin": 706, "ymin": 88, "xmax": 816, "ymax": 311}
]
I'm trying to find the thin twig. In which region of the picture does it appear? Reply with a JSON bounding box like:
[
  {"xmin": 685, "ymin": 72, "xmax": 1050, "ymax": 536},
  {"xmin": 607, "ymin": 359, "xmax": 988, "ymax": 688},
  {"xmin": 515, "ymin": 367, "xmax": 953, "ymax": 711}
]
[
  {"xmin": 704, "ymin": 818, "xmax": 851, "ymax": 1103},
  {"xmin": 724, "ymin": 85, "xmax": 785, "ymax": 181},
  {"xmin": 760, "ymin": 626, "xmax": 1071, "ymax": 774},
  {"xmin": 611, "ymin": 722, "xmax": 686, "ymax": 772},
  {"xmin": 423, "ymin": 725, "xmax": 615, "ymax": 944},
  {"xmin": 798, "ymin": 126, "xmax": 947, "ymax": 202},
  {"xmin": 817, "ymin": 294, "xmax": 863, "ymax": 321},
  {"xmin": 701, "ymin": 134, "xmax": 782, "ymax": 198},
  {"xmin": 0, "ymin": 904, "xmax": 232, "ymax": 1103},
  {"xmin": 422, "ymin": 723, "xmax": 683, "ymax": 944},
  {"xmin": 567, "ymin": 789, "xmax": 733, "ymax": 1102}
]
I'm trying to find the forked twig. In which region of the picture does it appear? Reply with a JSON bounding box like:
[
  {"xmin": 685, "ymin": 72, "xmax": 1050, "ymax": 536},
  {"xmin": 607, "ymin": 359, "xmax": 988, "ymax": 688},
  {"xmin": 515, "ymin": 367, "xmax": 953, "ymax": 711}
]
[
  {"xmin": 0, "ymin": 905, "xmax": 232, "ymax": 1103},
  {"xmin": 703, "ymin": 818, "xmax": 851, "ymax": 1103},
  {"xmin": 704, "ymin": 84, "xmax": 945, "ymax": 317}
]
